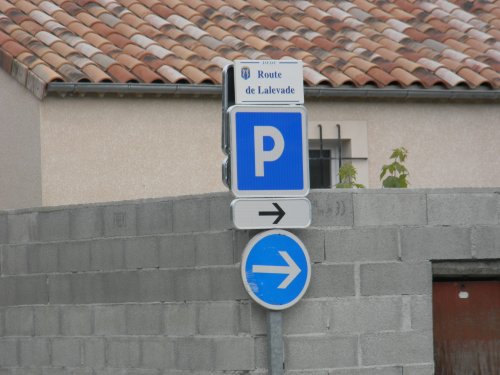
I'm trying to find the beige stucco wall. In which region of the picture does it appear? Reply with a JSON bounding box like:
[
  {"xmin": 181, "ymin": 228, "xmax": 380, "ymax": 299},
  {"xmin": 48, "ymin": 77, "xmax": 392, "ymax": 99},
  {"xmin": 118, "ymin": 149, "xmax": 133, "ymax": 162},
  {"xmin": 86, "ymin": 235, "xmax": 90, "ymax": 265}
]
[
  {"xmin": 40, "ymin": 95, "xmax": 500, "ymax": 206},
  {"xmin": 40, "ymin": 96, "xmax": 224, "ymax": 206},
  {"xmin": 307, "ymin": 100, "xmax": 500, "ymax": 189},
  {"xmin": 0, "ymin": 69, "xmax": 42, "ymax": 210}
]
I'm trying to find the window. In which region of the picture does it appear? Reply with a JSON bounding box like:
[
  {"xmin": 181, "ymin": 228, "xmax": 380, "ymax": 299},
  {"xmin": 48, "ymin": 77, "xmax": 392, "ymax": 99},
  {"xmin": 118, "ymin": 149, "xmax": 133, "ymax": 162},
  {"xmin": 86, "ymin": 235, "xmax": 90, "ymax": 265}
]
[{"xmin": 308, "ymin": 122, "xmax": 368, "ymax": 189}]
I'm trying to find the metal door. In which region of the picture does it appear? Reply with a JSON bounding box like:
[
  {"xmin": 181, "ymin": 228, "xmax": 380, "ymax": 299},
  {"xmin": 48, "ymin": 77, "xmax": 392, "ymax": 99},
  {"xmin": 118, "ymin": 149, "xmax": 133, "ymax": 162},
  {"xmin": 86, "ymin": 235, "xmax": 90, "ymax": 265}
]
[{"xmin": 433, "ymin": 281, "xmax": 500, "ymax": 375}]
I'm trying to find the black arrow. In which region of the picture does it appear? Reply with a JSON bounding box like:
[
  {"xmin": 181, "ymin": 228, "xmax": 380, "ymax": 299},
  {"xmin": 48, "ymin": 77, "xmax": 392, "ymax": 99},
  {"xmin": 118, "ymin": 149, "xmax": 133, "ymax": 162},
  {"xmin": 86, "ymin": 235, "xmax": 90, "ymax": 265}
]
[{"xmin": 259, "ymin": 203, "xmax": 285, "ymax": 224}]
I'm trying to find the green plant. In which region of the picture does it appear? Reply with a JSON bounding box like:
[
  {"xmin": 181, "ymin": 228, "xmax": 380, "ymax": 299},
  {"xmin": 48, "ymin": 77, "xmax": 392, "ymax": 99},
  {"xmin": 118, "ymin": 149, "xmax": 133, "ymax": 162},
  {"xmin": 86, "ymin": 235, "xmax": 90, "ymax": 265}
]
[
  {"xmin": 380, "ymin": 147, "xmax": 409, "ymax": 188},
  {"xmin": 336, "ymin": 163, "xmax": 365, "ymax": 188}
]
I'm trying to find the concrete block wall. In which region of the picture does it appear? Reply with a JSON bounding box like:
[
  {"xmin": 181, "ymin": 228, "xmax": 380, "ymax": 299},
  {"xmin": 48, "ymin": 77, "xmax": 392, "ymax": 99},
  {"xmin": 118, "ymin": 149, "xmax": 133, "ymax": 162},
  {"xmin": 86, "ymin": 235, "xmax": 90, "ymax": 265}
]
[{"xmin": 0, "ymin": 189, "xmax": 499, "ymax": 374}]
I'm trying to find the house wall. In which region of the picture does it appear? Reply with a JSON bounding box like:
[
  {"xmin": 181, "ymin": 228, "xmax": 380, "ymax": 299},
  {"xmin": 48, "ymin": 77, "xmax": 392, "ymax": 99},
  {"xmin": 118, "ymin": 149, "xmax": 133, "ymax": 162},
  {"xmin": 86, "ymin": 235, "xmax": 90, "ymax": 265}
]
[
  {"xmin": 0, "ymin": 69, "xmax": 42, "ymax": 210},
  {"xmin": 40, "ymin": 96, "xmax": 500, "ymax": 206},
  {"xmin": 0, "ymin": 189, "xmax": 498, "ymax": 374}
]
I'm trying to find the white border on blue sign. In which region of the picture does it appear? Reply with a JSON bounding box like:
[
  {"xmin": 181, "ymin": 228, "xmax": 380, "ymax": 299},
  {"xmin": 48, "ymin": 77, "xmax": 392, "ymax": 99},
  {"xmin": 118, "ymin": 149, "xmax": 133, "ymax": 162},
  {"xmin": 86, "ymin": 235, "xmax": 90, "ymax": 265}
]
[
  {"xmin": 241, "ymin": 229, "xmax": 311, "ymax": 311},
  {"xmin": 228, "ymin": 105, "xmax": 310, "ymax": 198}
]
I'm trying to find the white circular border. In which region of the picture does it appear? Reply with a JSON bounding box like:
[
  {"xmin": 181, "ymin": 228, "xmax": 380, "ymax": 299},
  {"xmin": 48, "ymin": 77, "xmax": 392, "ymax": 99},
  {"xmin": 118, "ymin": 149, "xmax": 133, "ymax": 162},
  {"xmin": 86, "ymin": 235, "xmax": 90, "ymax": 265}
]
[{"xmin": 241, "ymin": 229, "xmax": 311, "ymax": 311}]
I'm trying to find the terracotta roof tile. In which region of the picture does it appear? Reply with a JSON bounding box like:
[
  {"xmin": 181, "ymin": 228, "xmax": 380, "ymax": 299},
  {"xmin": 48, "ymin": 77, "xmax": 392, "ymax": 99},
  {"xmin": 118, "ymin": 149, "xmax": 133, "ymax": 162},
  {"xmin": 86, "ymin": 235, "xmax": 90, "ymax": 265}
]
[
  {"xmin": 107, "ymin": 63, "xmax": 138, "ymax": 82},
  {"xmin": 0, "ymin": 0, "xmax": 499, "ymax": 97}
]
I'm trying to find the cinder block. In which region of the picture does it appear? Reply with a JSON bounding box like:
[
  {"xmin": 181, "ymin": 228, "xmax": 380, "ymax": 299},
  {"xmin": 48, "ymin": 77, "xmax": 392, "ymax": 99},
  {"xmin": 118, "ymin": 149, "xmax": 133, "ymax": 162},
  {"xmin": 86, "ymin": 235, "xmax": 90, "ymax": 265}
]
[
  {"xmin": 329, "ymin": 367, "xmax": 402, "ymax": 375},
  {"xmin": 9, "ymin": 369, "xmax": 42, "ymax": 375},
  {"xmin": 176, "ymin": 337, "xmax": 214, "ymax": 370},
  {"xmin": 401, "ymin": 226, "xmax": 471, "ymax": 261},
  {"xmin": 0, "ymin": 214, "xmax": 7, "ymax": 244},
  {"xmin": 239, "ymin": 301, "xmax": 251, "ymax": 334},
  {"xmin": 59, "ymin": 241, "xmax": 91, "ymax": 272},
  {"xmin": 250, "ymin": 303, "xmax": 267, "ymax": 335},
  {"xmin": 159, "ymin": 234, "xmax": 196, "ymax": 268},
  {"xmin": 361, "ymin": 331, "xmax": 433, "ymax": 365},
  {"xmin": 103, "ymin": 204, "xmax": 137, "ymax": 237},
  {"xmin": 48, "ymin": 274, "xmax": 72, "ymax": 304},
  {"xmin": 289, "ymin": 229, "xmax": 325, "ymax": 263},
  {"xmin": 209, "ymin": 266, "xmax": 247, "ymax": 300},
  {"xmin": 27, "ymin": 243, "xmax": 58, "ymax": 273},
  {"xmin": 19, "ymin": 338, "xmax": 50, "ymax": 366},
  {"xmin": 283, "ymin": 300, "xmax": 328, "ymax": 334},
  {"xmin": 254, "ymin": 336, "xmax": 267, "ymax": 369},
  {"xmin": 102, "ymin": 271, "xmax": 141, "ymax": 303},
  {"xmin": 5, "ymin": 306, "xmax": 33, "ymax": 336},
  {"xmin": 107, "ymin": 338, "xmax": 141, "ymax": 367},
  {"xmin": 403, "ymin": 364, "xmax": 434, "ymax": 375},
  {"xmin": 0, "ymin": 310, "xmax": 4, "ymax": 337},
  {"xmin": 126, "ymin": 304, "xmax": 162, "ymax": 335},
  {"xmin": 141, "ymin": 338, "xmax": 175, "ymax": 369},
  {"xmin": 305, "ymin": 264, "xmax": 355, "ymax": 298},
  {"xmin": 82, "ymin": 338, "xmax": 105, "ymax": 367},
  {"xmin": 42, "ymin": 369, "xmax": 92, "ymax": 375},
  {"xmin": 233, "ymin": 230, "xmax": 251, "ymax": 263},
  {"xmin": 172, "ymin": 198, "xmax": 210, "ymax": 233},
  {"xmin": 90, "ymin": 238, "xmax": 125, "ymax": 271},
  {"xmin": 163, "ymin": 302, "xmax": 196, "ymax": 336},
  {"xmin": 173, "ymin": 268, "xmax": 211, "ymax": 301},
  {"xmin": 326, "ymin": 227, "xmax": 399, "ymax": 262},
  {"xmin": 0, "ymin": 276, "xmax": 16, "ymax": 306},
  {"xmin": 2, "ymin": 245, "xmax": 28, "ymax": 275},
  {"xmin": 353, "ymin": 193, "xmax": 426, "ymax": 226},
  {"xmin": 74, "ymin": 272, "xmax": 108, "ymax": 304},
  {"xmin": 361, "ymin": 262, "xmax": 432, "ymax": 296},
  {"xmin": 38, "ymin": 210, "xmax": 70, "ymax": 242},
  {"xmin": 428, "ymin": 193, "xmax": 498, "ymax": 225},
  {"xmin": 309, "ymin": 192, "xmax": 354, "ymax": 227},
  {"xmin": 13, "ymin": 274, "xmax": 49, "ymax": 305},
  {"xmin": 411, "ymin": 295, "xmax": 432, "ymax": 331},
  {"xmin": 328, "ymin": 296, "xmax": 402, "ymax": 333},
  {"xmin": 198, "ymin": 301, "xmax": 239, "ymax": 335},
  {"xmin": 8, "ymin": 212, "xmax": 38, "ymax": 244},
  {"xmin": 94, "ymin": 305, "xmax": 126, "ymax": 335},
  {"xmin": 138, "ymin": 270, "xmax": 175, "ymax": 302},
  {"xmin": 70, "ymin": 206, "xmax": 103, "ymax": 240},
  {"xmin": 0, "ymin": 339, "xmax": 18, "ymax": 366},
  {"xmin": 195, "ymin": 231, "xmax": 233, "ymax": 266},
  {"xmin": 124, "ymin": 237, "xmax": 159, "ymax": 269},
  {"xmin": 285, "ymin": 336, "xmax": 357, "ymax": 369},
  {"xmin": 209, "ymin": 194, "xmax": 233, "ymax": 231},
  {"xmin": 214, "ymin": 337, "xmax": 254, "ymax": 371},
  {"xmin": 61, "ymin": 306, "xmax": 93, "ymax": 336},
  {"xmin": 472, "ymin": 226, "xmax": 500, "ymax": 259},
  {"xmin": 52, "ymin": 338, "xmax": 82, "ymax": 366},
  {"xmin": 137, "ymin": 201, "xmax": 173, "ymax": 235},
  {"xmin": 34, "ymin": 306, "xmax": 60, "ymax": 336}
]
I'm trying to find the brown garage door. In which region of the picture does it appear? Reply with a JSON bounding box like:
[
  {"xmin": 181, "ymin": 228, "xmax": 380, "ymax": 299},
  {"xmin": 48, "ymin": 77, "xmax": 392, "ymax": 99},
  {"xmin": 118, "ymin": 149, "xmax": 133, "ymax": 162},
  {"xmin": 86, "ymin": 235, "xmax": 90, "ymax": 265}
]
[{"xmin": 433, "ymin": 280, "xmax": 500, "ymax": 375}]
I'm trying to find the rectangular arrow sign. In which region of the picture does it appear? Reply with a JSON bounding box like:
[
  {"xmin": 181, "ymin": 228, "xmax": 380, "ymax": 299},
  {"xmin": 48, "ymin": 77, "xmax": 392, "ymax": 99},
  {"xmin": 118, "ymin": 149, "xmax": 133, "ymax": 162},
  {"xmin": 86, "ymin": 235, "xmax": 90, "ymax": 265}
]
[{"xmin": 231, "ymin": 198, "xmax": 311, "ymax": 229}]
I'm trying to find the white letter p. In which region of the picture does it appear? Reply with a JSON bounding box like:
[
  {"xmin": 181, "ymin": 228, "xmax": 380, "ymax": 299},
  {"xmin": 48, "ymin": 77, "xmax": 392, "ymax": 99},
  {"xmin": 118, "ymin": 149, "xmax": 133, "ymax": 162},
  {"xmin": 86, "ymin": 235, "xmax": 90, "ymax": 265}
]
[{"xmin": 254, "ymin": 126, "xmax": 284, "ymax": 177}]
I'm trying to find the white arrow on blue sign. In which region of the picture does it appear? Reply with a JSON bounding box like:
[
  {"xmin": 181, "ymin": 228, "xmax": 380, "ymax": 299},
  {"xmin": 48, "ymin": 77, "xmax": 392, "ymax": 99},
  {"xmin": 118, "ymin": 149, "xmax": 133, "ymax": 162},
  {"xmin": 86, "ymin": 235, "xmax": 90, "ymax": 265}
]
[
  {"xmin": 241, "ymin": 229, "xmax": 311, "ymax": 310},
  {"xmin": 228, "ymin": 105, "xmax": 309, "ymax": 197}
]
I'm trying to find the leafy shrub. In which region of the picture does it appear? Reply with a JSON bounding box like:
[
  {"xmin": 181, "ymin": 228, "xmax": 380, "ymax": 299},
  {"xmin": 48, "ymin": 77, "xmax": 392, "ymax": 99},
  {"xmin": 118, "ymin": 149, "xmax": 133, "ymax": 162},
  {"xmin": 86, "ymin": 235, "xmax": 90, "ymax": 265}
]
[{"xmin": 380, "ymin": 147, "xmax": 409, "ymax": 188}]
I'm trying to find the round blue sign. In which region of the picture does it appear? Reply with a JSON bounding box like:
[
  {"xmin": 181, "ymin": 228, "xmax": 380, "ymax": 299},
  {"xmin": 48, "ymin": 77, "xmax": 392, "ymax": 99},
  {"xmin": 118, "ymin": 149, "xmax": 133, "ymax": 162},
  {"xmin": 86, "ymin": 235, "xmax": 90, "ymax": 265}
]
[{"xmin": 241, "ymin": 229, "xmax": 311, "ymax": 310}]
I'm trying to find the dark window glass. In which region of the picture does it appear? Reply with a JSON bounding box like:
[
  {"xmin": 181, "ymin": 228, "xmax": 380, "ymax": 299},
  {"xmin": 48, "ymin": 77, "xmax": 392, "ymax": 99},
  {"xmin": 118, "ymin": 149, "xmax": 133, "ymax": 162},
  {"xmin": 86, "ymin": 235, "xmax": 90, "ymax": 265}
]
[{"xmin": 309, "ymin": 149, "xmax": 331, "ymax": 189}]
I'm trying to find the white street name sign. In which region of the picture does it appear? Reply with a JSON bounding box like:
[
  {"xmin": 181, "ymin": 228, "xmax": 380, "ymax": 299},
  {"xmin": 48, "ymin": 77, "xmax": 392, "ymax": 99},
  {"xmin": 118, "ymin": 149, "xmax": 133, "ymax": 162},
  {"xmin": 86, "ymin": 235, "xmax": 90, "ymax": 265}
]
[{"xmin": 234, "ymin": 60, "xmax": 304, "ymax": 105}]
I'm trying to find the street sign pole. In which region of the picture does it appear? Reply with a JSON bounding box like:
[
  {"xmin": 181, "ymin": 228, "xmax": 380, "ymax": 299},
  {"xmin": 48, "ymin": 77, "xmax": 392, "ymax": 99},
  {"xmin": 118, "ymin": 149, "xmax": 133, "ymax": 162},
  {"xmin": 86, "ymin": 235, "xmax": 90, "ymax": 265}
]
[
  {"xmin": 222, "ymin": 60, "xmax": 311, "ymax": 375},
  {"xmin": 267, "ymin": 310, "xmax": 284, "ymax": 375}
]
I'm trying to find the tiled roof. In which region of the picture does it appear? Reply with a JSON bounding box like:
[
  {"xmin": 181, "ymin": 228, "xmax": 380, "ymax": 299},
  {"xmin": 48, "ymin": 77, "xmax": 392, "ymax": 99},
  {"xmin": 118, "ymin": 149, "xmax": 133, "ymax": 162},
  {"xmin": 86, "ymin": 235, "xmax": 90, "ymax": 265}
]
[{"xmin": 0, "ymin": 0, "xmax": 499, "ymax": 99}]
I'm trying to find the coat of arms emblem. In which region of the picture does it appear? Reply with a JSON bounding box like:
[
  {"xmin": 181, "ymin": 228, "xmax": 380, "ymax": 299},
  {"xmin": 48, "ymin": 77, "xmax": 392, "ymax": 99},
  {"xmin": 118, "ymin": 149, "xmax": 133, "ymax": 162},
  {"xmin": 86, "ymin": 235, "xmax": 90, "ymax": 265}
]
[{"xmin": 241, "ymin": 66, "xmax": 251, "ymax": 80}]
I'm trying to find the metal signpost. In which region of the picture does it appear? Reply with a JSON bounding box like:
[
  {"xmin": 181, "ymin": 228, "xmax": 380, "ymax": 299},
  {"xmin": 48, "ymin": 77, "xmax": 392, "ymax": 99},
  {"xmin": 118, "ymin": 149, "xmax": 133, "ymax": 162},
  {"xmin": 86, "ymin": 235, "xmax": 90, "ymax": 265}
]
[{"xmin": 221, "ymin": 60, "xmax": 311, "ymax": 375}]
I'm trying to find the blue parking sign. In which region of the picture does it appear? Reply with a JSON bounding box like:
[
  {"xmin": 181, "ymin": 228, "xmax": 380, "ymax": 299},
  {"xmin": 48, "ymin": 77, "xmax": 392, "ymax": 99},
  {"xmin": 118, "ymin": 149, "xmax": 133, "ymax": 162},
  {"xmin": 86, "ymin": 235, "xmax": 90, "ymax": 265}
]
[{"xmin": 229, "ymin": 106, "xmax": 309, "ymax": 197}]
